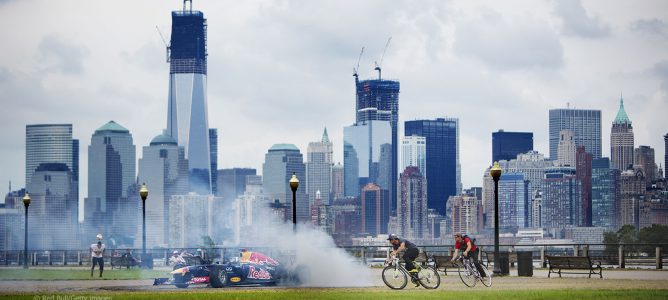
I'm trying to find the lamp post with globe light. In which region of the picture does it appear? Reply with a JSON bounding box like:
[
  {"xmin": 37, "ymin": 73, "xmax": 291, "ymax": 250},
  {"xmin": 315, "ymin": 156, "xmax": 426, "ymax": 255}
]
[
  {"xmin": 139, "ymin": 183, "xmax": 148, "ymax": 255},
  {"xmin": 289, "ymin": 173, "xmax": 299, "ymax": 233},
  {"xmin": 490, "ymin": 162, "xmax": 503, "ymax": 275},
  {"xmin": 22, "ymin": 192, "xmax": 30, "ymax": 269}
]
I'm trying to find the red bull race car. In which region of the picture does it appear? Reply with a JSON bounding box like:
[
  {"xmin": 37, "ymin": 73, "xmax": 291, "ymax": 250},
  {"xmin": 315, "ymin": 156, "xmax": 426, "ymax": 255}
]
[{"xmin": 153, "ymin": 251, "xmax": 302, "ymax": 288}]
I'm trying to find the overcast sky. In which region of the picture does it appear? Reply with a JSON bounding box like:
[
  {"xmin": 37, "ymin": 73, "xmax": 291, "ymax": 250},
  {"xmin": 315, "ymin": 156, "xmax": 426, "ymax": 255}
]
[{"xmin": 1, "ymin": 0, "xmax": 667, "ymax": 204}]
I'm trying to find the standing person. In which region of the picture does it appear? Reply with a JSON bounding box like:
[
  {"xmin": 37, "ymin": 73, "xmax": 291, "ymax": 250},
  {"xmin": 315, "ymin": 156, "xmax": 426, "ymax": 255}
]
[
  {"xmin": 387, "ymin": 234, "xmax": 420, "ymax": 286},
  {"xmin": 90, "ymin": 236, "xmax": 105, "ymax": 277},
  {"xmin": 451, "ymin": 233, "xmax": 486, "ymax": 277}
]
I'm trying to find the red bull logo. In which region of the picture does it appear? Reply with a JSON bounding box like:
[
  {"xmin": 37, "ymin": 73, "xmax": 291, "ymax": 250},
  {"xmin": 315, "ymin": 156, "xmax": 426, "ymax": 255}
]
[
  {"xmin": 248, "ymin": 252, "xmax": 280, "ymax": 266},
  {"xmin": 247, "ymin": 266, "xmax": 272, "ymax": 280}
]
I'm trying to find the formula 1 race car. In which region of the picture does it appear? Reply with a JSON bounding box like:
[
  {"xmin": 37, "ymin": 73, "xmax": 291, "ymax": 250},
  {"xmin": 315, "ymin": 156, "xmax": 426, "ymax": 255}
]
[{"xmin": 153, "ymin": 251, "xmax": 302, "ymax": 288}]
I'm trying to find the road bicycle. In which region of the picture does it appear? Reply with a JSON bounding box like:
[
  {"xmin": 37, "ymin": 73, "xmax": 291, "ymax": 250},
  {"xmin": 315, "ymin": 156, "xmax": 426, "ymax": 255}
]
[
  {"xmin": 455, "ymin": 254, "xmax": 492, "ymax": 287},
  {"xmin": 382, "ymin": 255, "xmax": 440, "ymax": 289}
]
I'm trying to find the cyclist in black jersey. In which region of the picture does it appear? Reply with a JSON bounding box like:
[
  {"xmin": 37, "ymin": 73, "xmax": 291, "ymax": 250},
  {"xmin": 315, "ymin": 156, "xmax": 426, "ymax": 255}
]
[{"xmin": 387, "ymin": 233, "xmax": 420, "ymax": 277}]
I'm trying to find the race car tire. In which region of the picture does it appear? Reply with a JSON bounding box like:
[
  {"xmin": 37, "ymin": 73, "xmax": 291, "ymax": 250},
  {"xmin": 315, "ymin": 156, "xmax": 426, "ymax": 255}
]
[
  {"xmin": 173, "ymin": 273, "xmax": 189, "ymax": 289},
  {"xmin": 210, "ymin": 266, "xmax": 227, "ymax": 288}
]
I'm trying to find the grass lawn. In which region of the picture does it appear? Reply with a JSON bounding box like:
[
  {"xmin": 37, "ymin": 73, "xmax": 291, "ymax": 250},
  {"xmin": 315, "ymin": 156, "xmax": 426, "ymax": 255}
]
[
  {"xmin": 0, "ymin": 268, "xmax": 165, "ymax": 280},
  {"xmin": 1, "ymin": 289, "xmax": 667, "ymax": 300}
]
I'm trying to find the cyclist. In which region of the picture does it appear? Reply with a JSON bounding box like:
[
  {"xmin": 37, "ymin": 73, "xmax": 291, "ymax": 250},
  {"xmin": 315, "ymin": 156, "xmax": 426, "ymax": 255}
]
[
  {"xmin": 451, "ymin": 233, "xmax": 486, "ymax": 278},
  {"xmin": 387, "ymin": 233, "xmax": 420, "ymax": 285}
]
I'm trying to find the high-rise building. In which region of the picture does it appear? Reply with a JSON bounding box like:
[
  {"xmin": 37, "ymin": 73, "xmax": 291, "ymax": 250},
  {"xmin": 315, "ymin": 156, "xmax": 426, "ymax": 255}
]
[
  {"xmin": 209, "ymin": 128, "xmax": 218, "ymax": 195},
  {"xmin": 591, "ymin": 158, "xmax": 619, "ymax": 229},
  {"xmin": 262, "ymin": 144, "xmax": 307, "ymax": 223},
  {"xmin": 610, "ymin": 98, "xmax": 634, "ymax": 171},
  {"xmin": 25, "ymin": 124, "xmax": 78, "ymax": 189},
  {"xmin": 86, "ymin": 121, "xmax": 136, "ymax": 238},
  {"xmin": 494, "ymin": 151, "xmax": 555, "ymax": 227},
  {"xmin": 447, "ymin": 194, "xmax": 482, "ymax": 236},
  {"xmin": 307, "ymin": 129, "xmax": 333, "ymax": 205},
  {"xmin": 331, "ymin": 163, "xmax": 344, "ymax": 200},
  {"xmin": 404, "ymin": 118, "xmax": 461, "ymax": 216},
  {"xmin": 26, "ymin": 163, "xmax": 79, "ymax": 249},
  {"xmin": 492, "ymin": 130, "xmax": 533, "ymax": 163},
  {"xmin": 576, "ymin": 145, "xmax": 592, "ymax": 226},
  {"xmin": 618, "ymin": 169, "xmax": 645, "ymax": 229},
  {"xmin": 498, "ymin": 172, "xmax": 527, "ymax": 231},
  {"xmin": 355, "ymin": 76, "xmax": 399, "ymax": 215},
  {"xmin": 530, "ymin": 191, "xmax": 542, "ymax": 228},
  {"xmin": 400, "ymin": 135, "xmax": 426, "ymax": 176},
  {"xmin": 397, "ymin": 166, "xmax": 428, "ymax": 239},
  {"xmin": 558, "ymin": 130, "xmax": 576, "ymax": 167},
  {"xmin": 549, "ymin": 107, "xmax": 602, "ymax": 159},
  {"xmin": 165, "ymin": 3, "xmax": 212, "ymax": 194},
  {"xmin": 542, "ymin": 167, "xmax": 581, "ymax": 231},
  {"xmin": 217, "ymin": 168, "xmax": 256, "ymax": 201},
  {"xmin": 343, "ymin": 120, "xmax": 392, "ymax": 197},
  {"xmin": 137, "ymin": 134, "xmax": 189, "ymax": 247},
  {"xmin": 634, "ymin": 145, "xmax": 656, "ymax": 183},
  {"xmin": 360, "ymin": 183, "xmax": 390, "ymax": 236},
  {"xmin": 665, "ymin": 133, "xmax": 668, "ymax": 179}
]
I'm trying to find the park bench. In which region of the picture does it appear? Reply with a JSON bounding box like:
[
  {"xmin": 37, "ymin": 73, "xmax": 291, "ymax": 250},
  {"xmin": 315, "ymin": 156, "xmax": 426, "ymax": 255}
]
[
  {"xmin": 432, "ymin": 255, "xmax": 459, "ymax": 274},
  {"xmin": 546, "ymin": 255, "xmax": 602, "ymax": 278},
  {"xmin": 110, "ymin": 255, "xmax": 140, "ymax": 269}
]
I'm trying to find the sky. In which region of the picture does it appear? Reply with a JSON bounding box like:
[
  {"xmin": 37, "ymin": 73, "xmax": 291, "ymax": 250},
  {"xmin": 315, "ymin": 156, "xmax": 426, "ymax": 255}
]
[{"xmin": 0, "ymin": 0, "xmax": 667, "ymax": 205}]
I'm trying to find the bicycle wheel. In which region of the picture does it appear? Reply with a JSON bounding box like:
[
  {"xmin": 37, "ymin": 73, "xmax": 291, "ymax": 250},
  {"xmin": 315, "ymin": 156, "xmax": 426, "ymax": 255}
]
[
  {"xmin": 478, "ymin": 263, "xmax": 492, "ymax": 287},
  {"xmin": 382, "ymin": 265, "xmax": 408, "ymax": 290},
  {"xmin": 417, "ymin": 267, "xmax": 441, "ymax": 289},
  {"xmin": 458, "ymin": 263, "xmax": 477, "ymax": 287}
]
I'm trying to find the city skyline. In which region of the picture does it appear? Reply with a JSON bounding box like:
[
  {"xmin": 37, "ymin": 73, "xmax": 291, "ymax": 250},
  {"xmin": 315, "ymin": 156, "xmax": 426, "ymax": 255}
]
[{"xmin": 1, "ymin": 0, "xmax": 667, "ymax": 203}]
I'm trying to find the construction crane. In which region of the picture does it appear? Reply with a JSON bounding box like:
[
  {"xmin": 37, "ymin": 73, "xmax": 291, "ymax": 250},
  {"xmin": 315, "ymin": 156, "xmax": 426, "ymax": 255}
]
[
  {"xmin": 156, "ymin": 26, "xmax": 171, "ymax": 63},
  {"xmin": 352, "ymin": 46, "xmax": 365, "ymax": 81},
  {"xmin": 374, "ymin": 37, "xmax": 392, "ymax": 80}
]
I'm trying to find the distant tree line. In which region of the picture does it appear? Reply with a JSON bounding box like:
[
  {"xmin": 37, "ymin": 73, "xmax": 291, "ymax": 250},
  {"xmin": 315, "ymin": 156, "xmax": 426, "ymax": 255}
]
[{"xmin": 603, "ymin": 224, "xmax": 668, "ymax": 255}]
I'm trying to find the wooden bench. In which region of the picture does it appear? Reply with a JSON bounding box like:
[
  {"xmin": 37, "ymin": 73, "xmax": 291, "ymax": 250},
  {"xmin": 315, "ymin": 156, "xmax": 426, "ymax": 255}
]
[
  {"xmin": 110, "ymin": 255, "xmax": 140, "ymax": 269},
  {"xmin": 432, "ymin": 255, "xmax": 459, "ymax": 274},
  {"xmin": 546, "ymin": 256, "xmax": 602, "ymax": 278}
]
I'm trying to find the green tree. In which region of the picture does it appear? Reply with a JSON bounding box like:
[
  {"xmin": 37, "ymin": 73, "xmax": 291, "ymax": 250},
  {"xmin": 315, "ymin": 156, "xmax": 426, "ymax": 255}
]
[
  {"xmin": 638, "ymin": 224, "xmax": 668, "ymax": 253},
  {"xmin": 603, "ymin": 231, "xmax": 619, "ymax": 256}
]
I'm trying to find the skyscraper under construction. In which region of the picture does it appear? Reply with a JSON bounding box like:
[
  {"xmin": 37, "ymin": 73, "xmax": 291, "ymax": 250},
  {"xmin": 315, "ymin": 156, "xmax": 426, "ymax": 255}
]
[{"xmin": 165, "ymin": 0, "xmax": 212, "ymax": 194}]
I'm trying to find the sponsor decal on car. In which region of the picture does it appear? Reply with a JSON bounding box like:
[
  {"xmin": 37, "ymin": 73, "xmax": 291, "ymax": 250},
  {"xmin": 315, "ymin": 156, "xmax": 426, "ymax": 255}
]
[
  {"xmin": 247, "ymin": 266, "xmax": 272, "ymax": 280},
  {"xmin": 230, "ymin": 277, "xmax": 241, "ymax": 282},
  {"xmin": 225, "ymin": 266, "xmax": 234, "ymax": 272},
  {"xmin": 191, "ymin": 276, "xmax": 209, "ymax": 284}
]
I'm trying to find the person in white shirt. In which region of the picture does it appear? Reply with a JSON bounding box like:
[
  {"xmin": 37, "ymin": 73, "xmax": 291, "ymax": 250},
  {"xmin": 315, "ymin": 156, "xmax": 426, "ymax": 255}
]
[
  {"xmin": 168, "ymin": 250, "xmax": 185, "ymax": 267},
  {"xmin": 90, "ymin": 240, "xmax": 105, "ymax": 277}
]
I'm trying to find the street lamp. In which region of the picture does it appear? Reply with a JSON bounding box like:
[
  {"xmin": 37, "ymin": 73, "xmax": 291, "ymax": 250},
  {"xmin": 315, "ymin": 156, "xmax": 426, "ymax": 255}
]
[
  {"xmin": 139, "ymin": 183, "xmax": 148, "ymax": 255},
  {"xmin": 22, "ymin": 192, "xmax": 31, "ymax": 269},
  {"xmin": 490, "ymin": 162, "xmax": 503, "ymax": 275},
  {"xmin": 289, "ymin": 173, "xmax": 299, "ymax": 233}
]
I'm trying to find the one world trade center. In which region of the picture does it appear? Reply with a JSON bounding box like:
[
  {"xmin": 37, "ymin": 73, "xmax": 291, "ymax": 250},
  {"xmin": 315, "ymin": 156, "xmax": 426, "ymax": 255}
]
[{"xmin": 166, "ymin": 1, "xmax": 212, "ymax": 194}]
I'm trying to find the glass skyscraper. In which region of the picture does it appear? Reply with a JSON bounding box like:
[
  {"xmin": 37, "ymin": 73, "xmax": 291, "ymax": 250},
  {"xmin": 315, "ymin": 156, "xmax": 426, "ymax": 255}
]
[
  {"xmin": 355, "ymin": 78, "xmax": 399, "ymax": 212},
  {"xmin": 361, "ymin": 183, "xmax": 389, "ymax": 236},
  {"xmin": 25, "ymin": 124, "xmax": 78, "ymax": 188},
  {"xmin": 165, "ymin": 3, "xmax": 212, "ymax": 194},
  {"xmin": 549, "ymin": 108, "xmax": 602, "ymax": 160},
  {"xmin": 492, "ymin": 130, "xmax": 533, "ymax": 163},
  {"xmin": 404, "ymin": 118, "xmax": 461, "ymax": 216},
  {"xmin": 498, "ymin": 172, "xmax": 527, "ymax": 231},
  {"xmin": 400, "ymin": 135, "xmax": 426, "ymax": 176},
  {"xmin": 343, "ymin": 120, "xmax": 392, "ymax": 198},
  {"xmin": 591, "ymin": 158, "xmax": 619, "ymax": 229}
]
